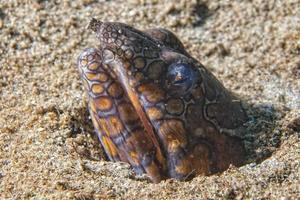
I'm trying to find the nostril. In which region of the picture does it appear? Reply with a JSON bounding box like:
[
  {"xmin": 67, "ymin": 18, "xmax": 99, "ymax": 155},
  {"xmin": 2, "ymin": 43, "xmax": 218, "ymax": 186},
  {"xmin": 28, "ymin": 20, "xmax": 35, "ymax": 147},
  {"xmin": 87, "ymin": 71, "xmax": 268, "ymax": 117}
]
[{"xmin": 88, "ymin": 18, "xmax": 103, "ymax": 32}]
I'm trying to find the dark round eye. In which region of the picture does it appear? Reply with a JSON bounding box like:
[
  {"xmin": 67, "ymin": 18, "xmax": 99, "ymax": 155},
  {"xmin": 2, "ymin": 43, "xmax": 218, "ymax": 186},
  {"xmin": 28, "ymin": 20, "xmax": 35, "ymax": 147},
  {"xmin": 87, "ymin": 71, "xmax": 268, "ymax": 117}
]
[{"xmin": 165, "ymin": 63, "xmax": 197, "ymax": 96}]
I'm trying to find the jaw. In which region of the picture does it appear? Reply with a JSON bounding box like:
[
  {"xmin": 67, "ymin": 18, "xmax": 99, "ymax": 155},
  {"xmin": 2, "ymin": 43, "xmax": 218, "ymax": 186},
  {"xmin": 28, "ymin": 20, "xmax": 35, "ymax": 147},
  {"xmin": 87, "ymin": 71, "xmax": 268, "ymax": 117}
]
[{"xmin": 78, "ymin": 47, "xmax": 168, "ymax": 183}]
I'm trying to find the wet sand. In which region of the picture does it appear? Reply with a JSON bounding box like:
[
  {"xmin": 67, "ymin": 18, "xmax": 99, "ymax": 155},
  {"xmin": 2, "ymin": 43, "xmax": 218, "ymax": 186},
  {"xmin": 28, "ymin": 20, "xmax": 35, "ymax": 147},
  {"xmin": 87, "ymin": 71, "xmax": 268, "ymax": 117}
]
[{"xmin": 0, "ymin": 0, "xmax": 299, "ymax": 199}]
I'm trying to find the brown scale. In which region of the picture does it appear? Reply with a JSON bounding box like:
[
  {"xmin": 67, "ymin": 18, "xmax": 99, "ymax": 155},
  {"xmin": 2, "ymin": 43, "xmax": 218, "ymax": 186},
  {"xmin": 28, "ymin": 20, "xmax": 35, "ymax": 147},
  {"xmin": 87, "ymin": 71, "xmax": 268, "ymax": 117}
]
[{"xmin": 77, "ymin": 19, "xmax": 248, "ymax": 183}]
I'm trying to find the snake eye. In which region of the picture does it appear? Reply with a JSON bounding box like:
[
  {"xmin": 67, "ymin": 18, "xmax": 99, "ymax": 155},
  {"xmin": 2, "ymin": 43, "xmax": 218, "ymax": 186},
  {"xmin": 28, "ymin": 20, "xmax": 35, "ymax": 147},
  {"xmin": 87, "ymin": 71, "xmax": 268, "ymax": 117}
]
[{"xmin": 165, "ymin": 63, "xmax": 197, "ymax": 96}]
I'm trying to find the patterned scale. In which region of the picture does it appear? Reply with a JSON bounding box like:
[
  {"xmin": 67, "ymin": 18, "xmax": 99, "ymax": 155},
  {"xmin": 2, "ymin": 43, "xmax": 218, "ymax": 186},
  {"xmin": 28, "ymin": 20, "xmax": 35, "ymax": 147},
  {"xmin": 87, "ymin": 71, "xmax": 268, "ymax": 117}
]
[
  {"xmin": 77, "ymin": 19, "xmax": 248, "ymax": 183},
  {"xmin": 78, "ymin": 48, "xmax": 167, "ymax": 183}
]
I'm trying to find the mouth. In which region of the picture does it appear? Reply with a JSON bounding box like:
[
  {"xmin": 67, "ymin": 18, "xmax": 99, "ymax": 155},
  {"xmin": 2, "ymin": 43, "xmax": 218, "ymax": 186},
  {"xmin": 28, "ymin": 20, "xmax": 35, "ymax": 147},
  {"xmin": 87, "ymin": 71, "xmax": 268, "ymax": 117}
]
[
  {"xmin": 104, "ymin": 50, "xmax": 166, "ymax": 160},
  {"xmin": 77, "ymin": 39, "xmax": 167, "ymax": 183}
]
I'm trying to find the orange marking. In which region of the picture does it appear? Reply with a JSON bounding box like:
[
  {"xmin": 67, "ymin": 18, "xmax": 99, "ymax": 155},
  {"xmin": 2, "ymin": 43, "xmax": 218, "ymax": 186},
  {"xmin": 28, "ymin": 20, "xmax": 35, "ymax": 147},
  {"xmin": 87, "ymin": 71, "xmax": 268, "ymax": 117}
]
[
  {"xmin": 174, "ymin": 157, "xmax": 192, "ymax": 175},
  {"xmin": 85, "ymin": 72, "xmax": 108, "ymax": 82},
  {"xmin": 91, "ymin": 84, "xmax": 104, "ymax": 94},
  {"xmin": 102, "ymin": 136, "xmax": 118, "ymax": 157},
  {"xmin": 107, "ymin": 82, "xmax": 123, "ymax": 98},
  {"xmin": 169, "ymin": 140, "xmax": 182, "ymax": 153},
  {"xmin": 93, "ymin": 96, "xmax": 113, "ymax": 111},
  {"xmin": 159, "ymin": 119, "xmax": 187, "ymax": 153},
  {"xmin": 147, "ymin": 107, "xmax": 163, "ymax": 120},
  {"xmin": 90, "ymin": 109, "xmax": 101, "ymax": 130},
  {"xmin": 129, "ymin": 151, "xmax": 140, "ymax": 165},
  {"xmin": 98, "ymin": 116, "xmax": 124, "ymax": 137},
  {"xmin": 88, "ymin": 62, "xmax": 100, "ymax": 70},
  {"xmin": 98, "ymin": 73, "xmax": 109, "ymax": 82},
  {"xmin": 109, "ymin": 116, "xmax": 124, "ymax": 134},
  {"xmin": 137, "ymin": 83, "xmax": 164, "ymax": 103},
  {"xmin": 85, "ymin": 72, "xmax": 97, "ymax": 81}
]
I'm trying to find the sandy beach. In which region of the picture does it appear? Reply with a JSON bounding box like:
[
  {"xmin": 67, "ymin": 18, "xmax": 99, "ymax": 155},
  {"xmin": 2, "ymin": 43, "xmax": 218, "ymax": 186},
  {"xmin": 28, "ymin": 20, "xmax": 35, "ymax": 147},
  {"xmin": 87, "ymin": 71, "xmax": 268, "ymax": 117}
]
[{"xmin": 0, "ymin": 0, "xmax": 299, "ymax": 199}]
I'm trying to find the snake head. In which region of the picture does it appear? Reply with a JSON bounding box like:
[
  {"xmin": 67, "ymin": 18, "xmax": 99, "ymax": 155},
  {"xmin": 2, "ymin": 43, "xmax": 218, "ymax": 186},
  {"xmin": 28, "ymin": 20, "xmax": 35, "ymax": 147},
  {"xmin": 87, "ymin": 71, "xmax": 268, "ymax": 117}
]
[{"xmin": 77, "ymin": 19, "xmax": 248, "ymax": 182}]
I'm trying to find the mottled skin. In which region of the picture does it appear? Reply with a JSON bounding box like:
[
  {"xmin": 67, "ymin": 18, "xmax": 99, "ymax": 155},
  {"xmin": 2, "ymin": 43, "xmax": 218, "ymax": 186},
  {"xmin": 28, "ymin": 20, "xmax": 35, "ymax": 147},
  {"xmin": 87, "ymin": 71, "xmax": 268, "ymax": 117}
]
[{"xmin": 77, "ymin": 19, "xmax": 248, "ymax": 183}]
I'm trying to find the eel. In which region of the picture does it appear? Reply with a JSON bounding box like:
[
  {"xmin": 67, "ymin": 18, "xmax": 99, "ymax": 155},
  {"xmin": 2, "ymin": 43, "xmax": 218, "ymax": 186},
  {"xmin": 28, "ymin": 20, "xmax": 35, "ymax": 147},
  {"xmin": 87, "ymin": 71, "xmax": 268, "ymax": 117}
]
[{"xmin": 77, "ymin": 19, "xmax": 248, "ymax": 183}]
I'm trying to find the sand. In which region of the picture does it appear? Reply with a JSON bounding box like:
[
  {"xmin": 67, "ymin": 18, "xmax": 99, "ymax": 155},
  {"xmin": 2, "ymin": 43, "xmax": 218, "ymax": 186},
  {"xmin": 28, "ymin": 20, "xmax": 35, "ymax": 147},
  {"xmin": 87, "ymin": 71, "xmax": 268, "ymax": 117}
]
[{"xmin": 0, "ymin": 0, "xmax": 299, "ymax": 199}]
